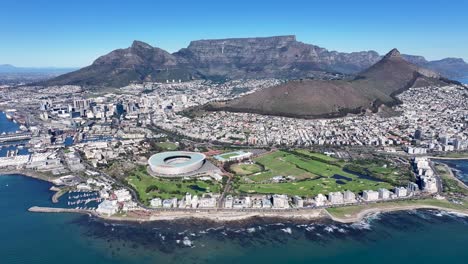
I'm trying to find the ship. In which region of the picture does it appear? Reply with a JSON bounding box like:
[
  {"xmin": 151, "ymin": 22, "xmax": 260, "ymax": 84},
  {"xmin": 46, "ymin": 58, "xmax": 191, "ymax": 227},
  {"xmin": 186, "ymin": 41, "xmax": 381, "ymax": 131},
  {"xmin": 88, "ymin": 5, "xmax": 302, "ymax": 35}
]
[{"xmin": 4, "ymin": 109, "xmax": 17, "ymax": 120}]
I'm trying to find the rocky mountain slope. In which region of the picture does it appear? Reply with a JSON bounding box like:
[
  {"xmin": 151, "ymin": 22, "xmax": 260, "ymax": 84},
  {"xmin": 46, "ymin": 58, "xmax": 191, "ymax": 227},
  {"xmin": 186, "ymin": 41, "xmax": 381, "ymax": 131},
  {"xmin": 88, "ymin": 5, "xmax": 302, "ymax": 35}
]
[
  {"xmin": 42, "ymin": 36, "xmax": 468, "ymax": 87},
  {"xmin": 44, "ymin": 41, "xmax": 199, "ymax": 87},
  {"xmin": 204, "ymin": 49, "xmax": 450, "ymax": 118},
  {"xmin": 175, "ymin": 35, "xmax": 382, "ymax": 78}
]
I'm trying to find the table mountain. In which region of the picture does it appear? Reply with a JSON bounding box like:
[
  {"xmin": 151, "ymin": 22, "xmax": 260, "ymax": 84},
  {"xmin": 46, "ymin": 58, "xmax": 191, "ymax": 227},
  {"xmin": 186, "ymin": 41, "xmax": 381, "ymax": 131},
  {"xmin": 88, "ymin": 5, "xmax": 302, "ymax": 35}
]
[{"xmin": 41, "ymin": 35, "xmax": 468, "ymax": 87}]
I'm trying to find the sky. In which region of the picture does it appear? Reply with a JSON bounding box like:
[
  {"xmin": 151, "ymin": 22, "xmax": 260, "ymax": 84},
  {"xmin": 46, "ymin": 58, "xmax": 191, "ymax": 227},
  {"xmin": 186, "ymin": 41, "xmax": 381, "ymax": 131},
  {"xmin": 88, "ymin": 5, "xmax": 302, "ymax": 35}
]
[{"xmin": 1, "ymin": 0, "xmax": 467, "ymax": 67}]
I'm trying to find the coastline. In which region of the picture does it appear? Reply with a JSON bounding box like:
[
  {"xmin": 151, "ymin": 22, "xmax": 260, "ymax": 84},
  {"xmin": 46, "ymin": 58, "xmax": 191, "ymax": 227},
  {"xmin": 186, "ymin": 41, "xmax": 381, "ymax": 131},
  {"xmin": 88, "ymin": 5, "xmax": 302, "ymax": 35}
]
[
  {"xmin": 28, "ymin": 206, "xmax": 326, "ymax": 223},
  {"xmin": 3, "ymin": 169, "xmax": 468, "ymax": 225},
  {"xmin": 325, "ymin": 204, "xmax": 468, "ymax": 223},
  {"xmin": 429, "ymin": 156, "xmax": 468, "ymax": 160},
  {"xmin": 0, "ymin": 170, "xmax": 65, "ymax": 203},
  {"xmin": 434, "ymin": 162, "xmax": 468, "ymax": 190},
  {"xmin": 0, "ymin": 168, "xmax": 55, "ymax": 183},
  {"xmin": 28, "ymin": 203, "xmax": 468, "ymax": 224}
]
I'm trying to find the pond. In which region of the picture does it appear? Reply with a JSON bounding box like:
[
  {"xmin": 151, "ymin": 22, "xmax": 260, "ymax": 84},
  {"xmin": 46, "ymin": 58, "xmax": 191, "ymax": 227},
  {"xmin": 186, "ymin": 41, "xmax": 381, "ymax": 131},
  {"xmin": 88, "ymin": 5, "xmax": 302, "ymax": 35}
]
[
  {"xmin": 188, "ymin": 185, "xmax": 207, "ymax": 192},
  {"xmin": 343, "ymin": 168, "xmax": 383, "ymax": 182},
  {"xmin": 332, "ymin": 174, "xmax": 353, "ymax": 181},
  {"xmin": 335, "ymin": 180, "xmax": 347, "ymax": 185}
]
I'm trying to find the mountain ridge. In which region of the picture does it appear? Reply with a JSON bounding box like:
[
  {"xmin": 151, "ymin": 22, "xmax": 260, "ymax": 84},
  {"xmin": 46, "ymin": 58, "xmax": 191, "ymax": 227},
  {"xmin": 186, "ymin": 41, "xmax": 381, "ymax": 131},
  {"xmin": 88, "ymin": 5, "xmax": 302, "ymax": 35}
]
[
  {"xmin": 203, "ymin": 49, "xmax": 449, "ymax": 119},
  {"xmin": 41, "ymin": 35, "xmax": 468, "ymax": 87}
]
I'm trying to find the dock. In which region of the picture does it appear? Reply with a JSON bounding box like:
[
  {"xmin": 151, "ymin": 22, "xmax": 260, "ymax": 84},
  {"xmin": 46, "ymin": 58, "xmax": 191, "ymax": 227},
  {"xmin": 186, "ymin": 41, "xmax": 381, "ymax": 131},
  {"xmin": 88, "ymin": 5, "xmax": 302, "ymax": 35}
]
[{"xmin": 28, "ymin": 206, "xmax": 93, "ymax": 215}]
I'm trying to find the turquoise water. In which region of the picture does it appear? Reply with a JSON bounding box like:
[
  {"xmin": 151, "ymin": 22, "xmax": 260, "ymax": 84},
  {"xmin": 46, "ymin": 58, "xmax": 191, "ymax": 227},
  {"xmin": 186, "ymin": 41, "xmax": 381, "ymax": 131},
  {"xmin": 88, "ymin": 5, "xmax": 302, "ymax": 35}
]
[
  {"xmin": 457, "ymin": 77, "xmax": 468, "ymax": 84},
  {"xmin": 0, "ymin": 111, "xmax": 29, "ymax": 157},
  {"xmin": 0, "ymin": 175, "xmax": 133, "ymax": 264},
  {"xmin": 0, "ymin": 111, "xmax": 21, "ymax": 133},
  {"xmin": 1, "ymin": 174, "xmax": 468, "ymax": 264},
  {"xmin": 1, "ymin": 110, "xmax": 468, "ymax": 263}
]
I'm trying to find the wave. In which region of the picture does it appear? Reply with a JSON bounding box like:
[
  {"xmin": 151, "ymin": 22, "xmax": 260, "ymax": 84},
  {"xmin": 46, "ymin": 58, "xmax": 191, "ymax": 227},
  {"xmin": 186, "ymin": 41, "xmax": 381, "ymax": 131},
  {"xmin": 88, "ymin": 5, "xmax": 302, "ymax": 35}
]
[
  {"xmin": 445, "ymin": 211, "xmax": 468, "ymax": 219},
  {"xmin": 281, "ymin": 227, "xmax": 292, "ymax": 234},
  {"xmin": 337, "ymin": 228, "xmax": 347, "ymax": 233},
  {"xmin": 247, "ymin": 227, "xmax": 256, "ymax": 233},
  {"xmin": 182, "ymin": 236, "xmax": 193, "ymax": 247},
  {"xmin": 350, "ymin": 220, "xmax": 372, "ymax": 230}
]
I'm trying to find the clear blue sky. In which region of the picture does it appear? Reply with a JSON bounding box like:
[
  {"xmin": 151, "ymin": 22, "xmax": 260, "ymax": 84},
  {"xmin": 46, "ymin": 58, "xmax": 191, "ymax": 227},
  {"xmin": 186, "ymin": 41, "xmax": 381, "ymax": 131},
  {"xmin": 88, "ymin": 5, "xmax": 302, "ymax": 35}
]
[{"xmin": 1, "ymin": 0, "xmax": 467, "ymax": 67}]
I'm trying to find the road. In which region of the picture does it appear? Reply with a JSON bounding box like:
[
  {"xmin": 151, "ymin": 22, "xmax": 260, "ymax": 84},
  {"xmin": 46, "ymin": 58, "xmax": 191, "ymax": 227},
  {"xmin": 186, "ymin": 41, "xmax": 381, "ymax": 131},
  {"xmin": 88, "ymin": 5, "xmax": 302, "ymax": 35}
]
[
  {"xmin": 429, "ymin": 160, "xmax": 444, "ymax": 193},
  {"xmin": 217, "ymin": 165, "xmax": 233, "ymax": 209}
]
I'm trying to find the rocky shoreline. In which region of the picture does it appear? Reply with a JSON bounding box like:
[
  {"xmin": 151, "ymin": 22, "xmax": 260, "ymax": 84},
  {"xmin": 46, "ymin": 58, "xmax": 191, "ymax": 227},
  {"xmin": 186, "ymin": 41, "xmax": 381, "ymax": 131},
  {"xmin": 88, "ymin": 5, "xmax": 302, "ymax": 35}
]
[
  {"xmin": 4, "ymin": 170, "xmax": 468, "ymax": 225},
  {"xmin": 325, "ymin": 205, "xmax": 468, "ymax": 223},
  {"xmin": 28, "ymin": 204, "xmax": 468, "ymax": 224},
  {"xmin": 0, "ymin": 169, "xmax": 55, "ymax": 183}
]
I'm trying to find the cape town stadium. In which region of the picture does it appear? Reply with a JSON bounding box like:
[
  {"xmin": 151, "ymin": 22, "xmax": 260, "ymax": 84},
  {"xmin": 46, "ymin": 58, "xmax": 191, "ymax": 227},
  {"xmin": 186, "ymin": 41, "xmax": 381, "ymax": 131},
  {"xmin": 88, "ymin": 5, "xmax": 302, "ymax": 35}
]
[{"xmin": 148, "ymin": 151, "xmax": 207, "ymax": 176}]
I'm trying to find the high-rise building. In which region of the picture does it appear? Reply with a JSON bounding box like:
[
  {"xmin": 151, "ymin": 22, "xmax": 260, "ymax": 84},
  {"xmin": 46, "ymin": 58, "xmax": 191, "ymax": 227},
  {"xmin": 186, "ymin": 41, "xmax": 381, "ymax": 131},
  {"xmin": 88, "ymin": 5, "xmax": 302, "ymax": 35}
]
[
  {"xmin": 414, "ymin": 129, "xmax": 423, "ymax": 140},
  {"xmin": 394, "ymin": 187, "xmax": 408, "ymax": 197},
  {"xmin": 328, "ymin": 192, "xmax": 344, "ymax": 204},
  {"xmin": 439, "ymin": 134, "xmax": 449, "ymax": 145},
  {"xmin": 73, "ymin": 99, "xmax": 91, "ymax": 110},
  {"xmin": 453, "ymin": 138, "xmax": 463, "ymax": 150},
  {"xmin": 273, "ymin": 194, "xmax": 289, "ymax": 208},
  {"xmin": 343, "ymin": 190, "xmax": 356, "ymax": 203},
  {"xmin": 378, "ymin": 188, "xmax": 390, "ymax": 199},
  {"xmin": 363, "ymin": 190, "xmax": 379, "ymax": 201},
  {"xmin": 292, "ymin": 196, "xmax": 304, "ymax": 208}
]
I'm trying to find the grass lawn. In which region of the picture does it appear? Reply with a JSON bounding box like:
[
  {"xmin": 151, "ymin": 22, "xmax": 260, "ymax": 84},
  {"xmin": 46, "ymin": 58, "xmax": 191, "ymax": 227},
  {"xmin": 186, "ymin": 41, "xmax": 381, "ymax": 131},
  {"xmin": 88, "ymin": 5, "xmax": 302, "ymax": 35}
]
[
  {"xmin": 435, "ymin": 164, "xmax": 451, "ymax": 177},
  {"xmin": 155, "ymin": 142, "xmax": 178, "ymax": 151},
  {"xmin": 248, "ymin": 151, "xmax": 317, "ymax": 181},
  {"xmin": 294, "ymin": 149, "xmax": 339, "ymax": 162},
  {"xmin": 234, "ymin": 150, "xmax": 393, "ymax": 197},
  {"xmin": 219, "ymin": 152, "xmax": 241, "ymax": 159},
  {"xmin": 326, "ymin": 198, "xmax": 468, "ymax": 218},
  {"xmin": 126, "ymin": 166, "xmax": 221, "ymax": 204},
  {"xmin": 237, "ymin": 177, "xmax": 390, "ymax": 197},
  {"xmin": 230, "ymin": 163, "xmax": 263, "ymax": 175},
  {"xmin": 249, "ymin": 150, "xmax": 376, "ymax": 181},
  {"xmin": 435, "ymin": 164, "xmax": 468, "ymax": 195},
  {"xmin": 344, "ymin": 159, "xmax": 414, "ymax": 186}
]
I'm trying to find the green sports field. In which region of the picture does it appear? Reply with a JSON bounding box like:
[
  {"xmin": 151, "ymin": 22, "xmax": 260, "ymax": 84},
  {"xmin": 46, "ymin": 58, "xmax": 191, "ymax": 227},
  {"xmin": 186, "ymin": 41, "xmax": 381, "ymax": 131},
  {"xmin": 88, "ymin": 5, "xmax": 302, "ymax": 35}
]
[
  {"xmin": 155, "ymin": 142, "xmax": 178, "ymax": 151},
  {"xmin": 230, "ymin": 163, "xmax": 263, "ymax": 175},
  {"xmin": 233, "ymin": 150, "xmax": 393, "ymax": 197}
]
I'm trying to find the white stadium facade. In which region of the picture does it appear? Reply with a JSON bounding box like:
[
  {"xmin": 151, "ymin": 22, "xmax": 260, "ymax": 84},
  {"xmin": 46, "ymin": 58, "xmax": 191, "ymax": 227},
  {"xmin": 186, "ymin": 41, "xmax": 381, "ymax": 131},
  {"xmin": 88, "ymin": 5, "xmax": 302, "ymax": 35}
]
[{"xmin": 148, "ymin": 151, "xmax": 207, "ymax": 176}]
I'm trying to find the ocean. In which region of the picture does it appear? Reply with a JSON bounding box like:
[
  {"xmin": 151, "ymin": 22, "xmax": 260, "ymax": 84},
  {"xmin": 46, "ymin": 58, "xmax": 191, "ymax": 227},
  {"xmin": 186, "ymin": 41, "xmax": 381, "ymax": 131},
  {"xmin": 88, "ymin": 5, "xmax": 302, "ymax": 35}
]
[
  {"xmin": 1, "ymin": 112, "xmax": 468, "ymax": 264},
  {"xmin": 435, "ymin": 159, "xmax": 468, "ymax": 185},
  {"xmin": 457, "ymin": 77, "xmax": 468, "ymax": 84},
  {"xmin": 1, "ymin": 174, "xmax": 468, "ymax": 264},
  {"xmin": 0, "ymin": 111, "xmax": 22, "ymax": 133}
]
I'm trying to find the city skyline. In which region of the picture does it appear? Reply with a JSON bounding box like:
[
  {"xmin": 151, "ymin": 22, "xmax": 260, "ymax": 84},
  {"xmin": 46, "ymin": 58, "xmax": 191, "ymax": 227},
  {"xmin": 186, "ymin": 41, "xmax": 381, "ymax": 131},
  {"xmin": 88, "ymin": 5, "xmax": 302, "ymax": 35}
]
[{"xmin": 1, "ymin": 0, "xmax": 468, "ymax": 67}]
